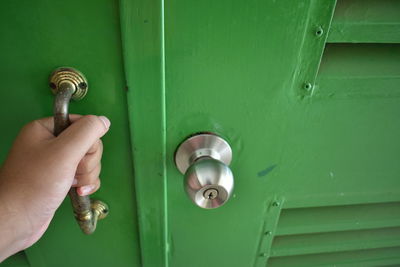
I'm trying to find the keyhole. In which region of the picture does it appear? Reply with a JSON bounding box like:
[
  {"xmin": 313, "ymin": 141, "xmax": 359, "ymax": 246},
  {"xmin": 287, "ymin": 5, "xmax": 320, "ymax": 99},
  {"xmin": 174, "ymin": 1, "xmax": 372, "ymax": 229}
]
[{"xmin": 203, "ymin": 188, "xmax": 218, "ymax": 200}]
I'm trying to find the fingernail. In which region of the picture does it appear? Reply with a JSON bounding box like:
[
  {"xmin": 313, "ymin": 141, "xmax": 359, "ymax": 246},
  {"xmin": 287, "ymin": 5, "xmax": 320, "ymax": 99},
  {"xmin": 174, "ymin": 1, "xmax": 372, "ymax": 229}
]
[
  {"xmin": 72, "ymin": 179, "xmax": 78, "ymax": 186},
  {"xmin": 98, "ymin": 116, "xmax": 111, "ymax": 129},
  {"xmin": 79, "ymin": 185, "xmax": 96, "ymax": 196}
]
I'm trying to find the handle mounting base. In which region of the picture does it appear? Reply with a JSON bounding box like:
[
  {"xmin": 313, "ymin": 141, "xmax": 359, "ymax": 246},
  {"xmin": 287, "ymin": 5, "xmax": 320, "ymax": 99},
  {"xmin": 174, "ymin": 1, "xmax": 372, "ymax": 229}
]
[
  {"xmin": 49, "ymin": 67, "xmax": 88, "ymax": 100},
  {"xmin": 91, "ymin": 199, "xmax": 109, "ymax": 220}
]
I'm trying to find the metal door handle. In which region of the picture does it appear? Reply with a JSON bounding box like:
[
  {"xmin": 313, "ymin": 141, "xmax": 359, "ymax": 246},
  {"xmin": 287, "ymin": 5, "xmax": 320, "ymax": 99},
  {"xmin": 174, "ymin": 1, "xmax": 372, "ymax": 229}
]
[
  {"xmin": 49, "ymin": 67, "xmax": 109, "ymax": 234},
  {"xmin": 175, "ymin": 133, "xmax": 234, "ymax": 209}
]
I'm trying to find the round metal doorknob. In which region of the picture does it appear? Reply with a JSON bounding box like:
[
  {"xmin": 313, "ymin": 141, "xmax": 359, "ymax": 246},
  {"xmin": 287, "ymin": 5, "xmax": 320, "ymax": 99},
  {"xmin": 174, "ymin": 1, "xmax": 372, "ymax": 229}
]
[
  {"xmin": 184, "ymin": 158, "xmax": 234, "ymax": 209},
  {"xmin": 175, "ymin": 133, "xmax": 234, "ymax": 209}
]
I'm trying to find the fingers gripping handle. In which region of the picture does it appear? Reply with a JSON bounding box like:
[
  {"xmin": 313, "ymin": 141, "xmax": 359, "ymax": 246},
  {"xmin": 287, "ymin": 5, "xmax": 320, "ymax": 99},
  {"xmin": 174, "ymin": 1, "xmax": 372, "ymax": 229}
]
[{"xmin": 50, "ymin": 67, "xmax": 109, "ymax": 234}]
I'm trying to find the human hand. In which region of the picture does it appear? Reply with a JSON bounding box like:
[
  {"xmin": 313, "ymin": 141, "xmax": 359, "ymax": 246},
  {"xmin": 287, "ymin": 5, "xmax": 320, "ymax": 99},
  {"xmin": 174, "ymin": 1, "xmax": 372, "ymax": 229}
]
[{"xmin": 0, "ymin": 115, "xmax": 110, "ymax": 262}]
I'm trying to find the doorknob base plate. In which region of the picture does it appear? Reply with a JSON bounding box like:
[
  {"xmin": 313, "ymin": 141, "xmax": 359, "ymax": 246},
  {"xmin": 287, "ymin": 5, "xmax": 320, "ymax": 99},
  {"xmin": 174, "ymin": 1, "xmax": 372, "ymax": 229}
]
[
  {"xmin": 49, "ymin": 67, "xmax": 88, "ymax": 100},
  {"xmin": 175, "ymin": 133, "xmax": 232, "ymax": 174}
]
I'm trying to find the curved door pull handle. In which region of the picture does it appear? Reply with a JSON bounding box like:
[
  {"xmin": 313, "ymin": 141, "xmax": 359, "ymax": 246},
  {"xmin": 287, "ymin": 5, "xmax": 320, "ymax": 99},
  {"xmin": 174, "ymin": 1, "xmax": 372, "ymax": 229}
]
[{"xmin": 49, "ymin": 67, "xmax": 109, "ymax": 234}]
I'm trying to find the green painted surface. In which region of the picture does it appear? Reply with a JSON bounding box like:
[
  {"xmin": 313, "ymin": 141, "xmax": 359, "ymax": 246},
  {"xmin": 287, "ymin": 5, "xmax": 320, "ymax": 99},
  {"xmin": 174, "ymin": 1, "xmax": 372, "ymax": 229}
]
[
  {"xmin": 160, "ymin": 0, "xmax": 400, "ymax": 266},
  {"xmin": 271, "ymin": 227, "xmax": 400, "ymax": 257},
  {"xmin": 277, "ymin": 202, "xmax": 400, "ymax": 235},
  {"xmin": 289, "ymin": 0, "xmax": 337, "ymax": 98},
  {"xmin": 1, "ymin": 0, "xmax": 400, "ymax": 266},
  {"xmin": 315, "ymin": 43, "xmax": 400, "ymax": 98},
  {"xmin": 1, "ymin": 253, "xmax": 28, "ymax": 267},
  {"xmin": 161, "ymin": 1, "xmax": 339, "ymax": 267},
  {"xmin": 328, "ymin": 0, "xmax": 400, "ymax": 43},
  {"xmin": 268, "ymin": 246, "xmax": 400, "ymax": 267},
  {"xmin": 0, "ymin": 1, "xmax": 141, "ymax": 266},
  {"xmin": 120, "ymin": 0, "xmax": 168, "ymax": 266}
]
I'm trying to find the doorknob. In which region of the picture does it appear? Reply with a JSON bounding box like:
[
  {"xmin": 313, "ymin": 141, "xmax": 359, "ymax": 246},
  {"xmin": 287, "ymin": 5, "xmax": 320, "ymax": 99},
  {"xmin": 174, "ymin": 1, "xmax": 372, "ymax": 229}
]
[
  {"xmin": 175, "ymin": 133, "xmax": 234, "ymax": 209},
  {"xmin": 49, "ymin": 67, "xmax": 109, "ymax": 234}
]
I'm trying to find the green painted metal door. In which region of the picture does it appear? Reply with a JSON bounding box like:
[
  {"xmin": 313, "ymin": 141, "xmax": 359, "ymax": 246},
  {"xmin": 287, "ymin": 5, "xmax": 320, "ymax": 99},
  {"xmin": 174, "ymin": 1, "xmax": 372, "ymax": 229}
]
[
  {"xmin": 2, "ymin": 0, "xmax": 400, "ymax": 267},
  {"xmin": 0, "ymin": 1, "xmax": 141, "ymax": 266}
]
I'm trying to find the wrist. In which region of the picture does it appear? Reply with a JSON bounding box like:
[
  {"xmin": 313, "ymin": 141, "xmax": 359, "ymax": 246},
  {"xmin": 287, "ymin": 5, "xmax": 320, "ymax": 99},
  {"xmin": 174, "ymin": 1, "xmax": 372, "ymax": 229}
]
[{"xmin": 0, "ymin": 192, "xmax": 30, "ymax": 262}]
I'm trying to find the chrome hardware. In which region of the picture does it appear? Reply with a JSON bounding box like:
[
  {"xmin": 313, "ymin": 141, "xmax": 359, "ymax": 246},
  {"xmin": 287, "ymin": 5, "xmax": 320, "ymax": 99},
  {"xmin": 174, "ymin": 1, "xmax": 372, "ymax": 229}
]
[
  {"xmin": 49, "ymin": 67, "xmax": 109, "ymax": 234},
  {"xmin": 175, "ymin": 133, "xmax": 234, "ymax": 209}
]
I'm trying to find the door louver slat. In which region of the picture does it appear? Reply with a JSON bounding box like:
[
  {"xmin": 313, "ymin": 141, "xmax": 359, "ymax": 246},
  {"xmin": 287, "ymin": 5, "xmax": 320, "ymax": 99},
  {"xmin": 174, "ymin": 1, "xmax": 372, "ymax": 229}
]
[
  {"xmin": 268, "ymin": 246, "xmax": 400, "ymax": 267},
  {"xmin": 277, "ymin": 202, "xmax": 400, "ymax": 235},
  {"xmin": 267, "ymin": 202, "xmax": 400, "ymax": 266}
]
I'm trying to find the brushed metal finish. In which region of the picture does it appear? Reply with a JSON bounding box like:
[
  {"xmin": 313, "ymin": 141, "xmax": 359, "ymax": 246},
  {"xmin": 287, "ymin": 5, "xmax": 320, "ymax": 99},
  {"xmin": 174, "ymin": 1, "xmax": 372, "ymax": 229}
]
[
  {"xmin": 175, "ymin": 133, "xmax": 234, "ymax": 209},
  {"xmin": 175, "ymin": 133, "xmax": 232, "ymax": 174},
  {"xmin": 185, "ymin": 158, "xmax": 234, "ymax": 209}
]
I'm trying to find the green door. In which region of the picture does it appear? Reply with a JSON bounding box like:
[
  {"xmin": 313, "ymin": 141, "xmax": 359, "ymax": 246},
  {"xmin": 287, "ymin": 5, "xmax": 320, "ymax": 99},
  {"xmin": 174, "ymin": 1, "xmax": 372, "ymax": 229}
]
[
  {"xmin": 0, "ymin": 1, "xmax": 141, "ymax": 266},
  {"xmin": 2, "ymin": 0, "xmax": 400, "ymax": 267}
]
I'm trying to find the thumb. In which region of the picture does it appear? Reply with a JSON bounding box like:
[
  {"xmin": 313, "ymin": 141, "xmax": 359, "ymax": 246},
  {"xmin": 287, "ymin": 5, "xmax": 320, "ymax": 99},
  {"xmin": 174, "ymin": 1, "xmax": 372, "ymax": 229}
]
[{"xmin": 54, "ymin": 115, "xmax": 110, "ymax": 160}]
